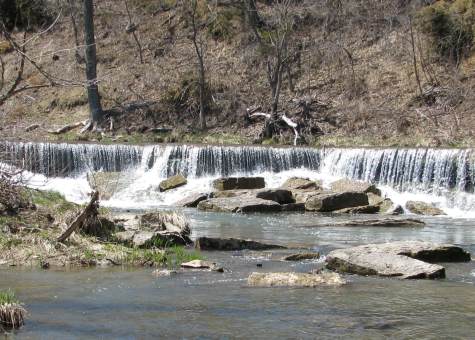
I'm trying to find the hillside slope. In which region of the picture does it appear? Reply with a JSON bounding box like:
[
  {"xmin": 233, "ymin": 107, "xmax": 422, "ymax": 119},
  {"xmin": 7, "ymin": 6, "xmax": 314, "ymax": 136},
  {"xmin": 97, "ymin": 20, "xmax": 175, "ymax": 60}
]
[{"xmin": 0, "ymin": 0, "xmax": 474, "ymax": 147}]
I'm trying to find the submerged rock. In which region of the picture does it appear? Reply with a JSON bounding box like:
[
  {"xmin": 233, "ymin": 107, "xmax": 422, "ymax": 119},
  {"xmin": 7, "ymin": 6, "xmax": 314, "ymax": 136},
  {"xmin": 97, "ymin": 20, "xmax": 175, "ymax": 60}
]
[
  {"xmin": 197, "ymin": 197, "xmax": 282, "ymax": 213},
  {"xmin": 247, "ymin": 272, "xmax": 346, "ymax": 287},
  {"xmin": 309, "ymin": 218, "xmax": 425, "ymax": 228},
  {"xmin": 195, "ymin": 237, "xmax": 286, "ymax": 251},
  {"xmin": 283, "ymin": 253, "xmax": 320, "ymax": 261},
  {"xmin": 153, "ymin": 269, "xmax": 178, "ymax": 277},
  {"xmin": 159, "ymin": 174, "xmax": 187, "ymax": 192},
  {"xmin": 330, "ymin": 178, "xmax": 381, "ymax": 196},
  {"xmin": 326, "ymin": 241, "xmax": 471, "ymax": 279},
  {"xmin": 281, "ymin": 177, "xmax": 321, "ymax": 191},
  {"xmin": 405, "ymin": 201, "xmax": 446, "ymax": 216},
  {"xmin": 305, "ymin": 192, "xmax": 369, "ymax": 212},
  {"xmin": 213, "ymin": 177, "xmax": 265, "ymax": 191}
]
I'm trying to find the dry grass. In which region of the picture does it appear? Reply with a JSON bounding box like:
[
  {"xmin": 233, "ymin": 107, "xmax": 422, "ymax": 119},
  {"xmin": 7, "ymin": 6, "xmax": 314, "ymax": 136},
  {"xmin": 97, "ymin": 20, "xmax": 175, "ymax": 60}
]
[{"xmin": 0, "ymin": 1, "xmax": 474, "ymax": 146}]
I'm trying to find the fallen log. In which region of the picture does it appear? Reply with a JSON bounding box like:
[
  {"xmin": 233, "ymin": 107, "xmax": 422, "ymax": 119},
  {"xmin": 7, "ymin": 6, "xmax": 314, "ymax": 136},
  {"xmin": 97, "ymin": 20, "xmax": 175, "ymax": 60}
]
[
  {"xmin": 25, "ymin": 123, "xmax": 40, "ymax": 132},
  {"xmin": 57, "ymin": 191, "xmax": 99, "ymax": 243},
  {"xmin": 48, "ymin": 120, "xmax": 86, "ymax": 135}
]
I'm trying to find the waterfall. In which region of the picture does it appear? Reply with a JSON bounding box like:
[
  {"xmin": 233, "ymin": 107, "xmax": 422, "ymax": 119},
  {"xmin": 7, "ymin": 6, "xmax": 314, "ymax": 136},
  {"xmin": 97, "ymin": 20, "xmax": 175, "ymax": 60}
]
[{"xmin": 1, "ymin": 141, "xmax": 474, "ymax": 215}]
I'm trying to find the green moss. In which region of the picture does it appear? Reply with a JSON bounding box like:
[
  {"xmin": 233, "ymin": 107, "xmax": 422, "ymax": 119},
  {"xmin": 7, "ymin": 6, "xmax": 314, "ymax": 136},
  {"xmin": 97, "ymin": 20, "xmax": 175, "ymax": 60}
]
[{"xmin": 29, "ymin": 189, "xmax": 76, "ymax": 213}]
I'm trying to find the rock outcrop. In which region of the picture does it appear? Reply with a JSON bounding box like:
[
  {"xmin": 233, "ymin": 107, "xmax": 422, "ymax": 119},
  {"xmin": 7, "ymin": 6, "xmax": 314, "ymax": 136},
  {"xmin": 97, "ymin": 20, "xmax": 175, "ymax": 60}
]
[
  {"xmin": 247, "ymin": 272, "xmax": 346, "ymax": 287},
  {"xmin": 405, "ymin": 201, "xmax": 446, "ymax": 216},
  {"xmin": 255, "ymin": 189, "xmax": 294, "ymax": 204},
  {"xmin": 195, "ymin": 237, "xmax": 286, "ymax": 251},
  {"xmin": 159, "ymin": 174, "xmax": 187, "ymax": 192},
  {"xmin": 213, "ymin": 177, "xmax": 265, "ymax": 191},
  {"xmin": 197, "ymin": 197, "xmax": 282, "ymax": 213},
  {"xmin": 304, "ymin": 218, "xmax": 425, "ymax": 228},
  {"xmin": 325, "ymin": 241, "xmax": 471, "ymax": 279}
]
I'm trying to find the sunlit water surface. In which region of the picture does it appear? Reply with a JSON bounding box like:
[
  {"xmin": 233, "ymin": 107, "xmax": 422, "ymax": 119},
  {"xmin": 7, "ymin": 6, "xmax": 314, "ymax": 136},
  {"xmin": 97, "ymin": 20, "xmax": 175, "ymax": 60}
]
[{"xmin": 1, "ymin": 211, "xmax": 475, "ymax": 339}]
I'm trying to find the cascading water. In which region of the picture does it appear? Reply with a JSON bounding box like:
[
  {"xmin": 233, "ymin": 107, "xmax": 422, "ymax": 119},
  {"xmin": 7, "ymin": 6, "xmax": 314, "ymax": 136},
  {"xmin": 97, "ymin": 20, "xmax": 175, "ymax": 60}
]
[{"xmin": 1, "ymin": 141, "xmax": 474, "ymax": 216}]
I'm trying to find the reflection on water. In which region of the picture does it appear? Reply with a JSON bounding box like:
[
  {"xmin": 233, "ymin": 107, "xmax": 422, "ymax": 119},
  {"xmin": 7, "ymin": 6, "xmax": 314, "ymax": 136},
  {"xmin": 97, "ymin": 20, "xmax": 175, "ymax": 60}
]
[{"xmin": 1, "ymin": 211, "xmax": 475, "ymax": 339}]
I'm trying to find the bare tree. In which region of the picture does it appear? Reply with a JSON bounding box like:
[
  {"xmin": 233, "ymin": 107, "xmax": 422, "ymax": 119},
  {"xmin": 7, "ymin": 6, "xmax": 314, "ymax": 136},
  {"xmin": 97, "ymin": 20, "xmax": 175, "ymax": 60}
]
[
  {"xmin": 83, "ymin": 0, "xmax": 103, "ymax": 128},
  {"xmin": 246, "ymin": 0, "xmax": 301, "ymax": 143},
  {"xmin": 180, "ymin": 0, "xmax": 217, "ymax": 131},
  {"xmin": 124, "ymin": 0, "xmax": 144, "ymax": 64}
]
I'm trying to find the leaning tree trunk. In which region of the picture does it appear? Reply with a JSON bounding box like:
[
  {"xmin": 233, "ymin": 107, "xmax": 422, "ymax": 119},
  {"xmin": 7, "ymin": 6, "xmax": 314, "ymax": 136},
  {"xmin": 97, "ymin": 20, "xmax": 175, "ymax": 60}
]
[{"xmin": 83, "ymin": 0, "xmax": 103, "ymax": 125}]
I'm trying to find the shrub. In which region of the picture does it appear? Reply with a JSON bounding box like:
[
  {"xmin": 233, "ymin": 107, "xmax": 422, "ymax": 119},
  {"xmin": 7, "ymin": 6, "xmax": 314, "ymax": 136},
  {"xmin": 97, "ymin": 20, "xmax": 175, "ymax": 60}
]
[
  {"xmin": 418, "ymin": 0, "xmax": 475, "ymax": 63},
  {"xmin": 0, "ymin": 0, "xmax": 54, "ymax": 31}
]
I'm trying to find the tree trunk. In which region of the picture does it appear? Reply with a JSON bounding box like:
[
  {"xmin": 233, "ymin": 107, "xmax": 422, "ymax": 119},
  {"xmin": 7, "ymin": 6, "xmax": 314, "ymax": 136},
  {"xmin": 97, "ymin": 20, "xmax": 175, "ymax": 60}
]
[
  {"xmin": 198, "ymin": 60, "xmax": 206, "ymax": 130},
  {"xmin": 83, "ymin": 0, "xmax": 103, "ymax": 124}
]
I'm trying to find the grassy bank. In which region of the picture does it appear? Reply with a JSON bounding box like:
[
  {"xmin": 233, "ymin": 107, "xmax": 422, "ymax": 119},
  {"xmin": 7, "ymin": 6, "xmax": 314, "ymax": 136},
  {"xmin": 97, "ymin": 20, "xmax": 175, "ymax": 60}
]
[{"xmin": 0, "ymin": 188, "xmax": 202, "ymax": 268}]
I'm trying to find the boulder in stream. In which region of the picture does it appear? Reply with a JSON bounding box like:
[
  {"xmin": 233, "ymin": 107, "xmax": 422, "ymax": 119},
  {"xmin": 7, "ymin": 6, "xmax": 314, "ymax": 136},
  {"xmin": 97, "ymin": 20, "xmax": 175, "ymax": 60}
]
[
  {"xmin": 247, "ymin": 272, "xmax": 346, "ymax": 287},
  {"xmin": 197, "ymin": 197, "xmax": 282, "ymax": 213},
  {"xmin": 195, "ymin": 237, "xmax": 286, "ymax": 251},
  {"xmin": 330, "ymin": 178, "xmax": 381, "ymax": 196},
  {"xmin": 405, "ymin": 201, "xmax": 446, "ymax": 216},
  {"xmin": 334, "ymin": 205, "xmax": 380, "ymax": 214},
  {"xmin": 255, "ymin": 189, "xmax": 294, "ymax": 204},
  {"xmin": 159, "ymin": 174, "xmax": 187, "ymax": 192},
  {"xmin": 176, "ymin": 193, "xmax": 211, "ymax": 207},
  {"xmin": 305, "ymin": 192, "xmax": 369, "ymax": 212},
  {"xmin": 213, "ymin": 177, "xmax": 265, "ymax": 191},
  {"xmin": 325, "ymin": 241, "xmax": 471, "ymax": 279},
  {"xmin": 181, "ymin": 259, "xmax": 222, "ymax": 271}
]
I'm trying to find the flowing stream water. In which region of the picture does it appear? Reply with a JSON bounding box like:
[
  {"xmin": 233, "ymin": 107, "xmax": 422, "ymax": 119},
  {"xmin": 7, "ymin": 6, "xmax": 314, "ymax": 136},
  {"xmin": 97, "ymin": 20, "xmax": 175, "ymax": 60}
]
[{"xmin": 1, "ymin": 142, "xmax": 474, "ymax": 339}]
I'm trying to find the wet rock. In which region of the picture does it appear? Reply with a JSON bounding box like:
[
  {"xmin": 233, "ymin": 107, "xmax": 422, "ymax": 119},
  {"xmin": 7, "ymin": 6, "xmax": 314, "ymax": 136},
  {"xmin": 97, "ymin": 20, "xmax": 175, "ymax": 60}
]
[
  {"xmin": 176, "ymin": 193, "xmax": 210, "ymax": 207},
  {"xmin": 281, "ymin": 177, "xmax": 321, "ymax": 191},
  {"xmin": 283, "ymin": 253, "xmax": 320, "ymax": 261},
  {"xmin": 327, "ymin": 250, "xmax": 445, "ymax": 279},
  {"xmin": 305, "ymin": 192, "xmax": 369, "ymax": 212},
  {"xmin": 310, "ymin": 218, "xmax": 425, "ymax": 228},
  {"xmin": 195, "ymin": 237, "xmax": 286, "ymax": 251},
  {"xmin": 330, "ymin": 178, "xmax": 382, "ymax": 196},
  {"xmin": 405, "ymin": 201, "xmax": 446, "ymax": 216},
  {"xmin": 181, "ymin": 259, "xmax": 219, "ymax": 270},
  {"xmin": 213, "ymin": 177, "xmax": 265, "ymax": 191},
  {"xmin": 387, "ymin": 205, "xmax": 404, "ymax": 215},
  {"xmin": 159, "ymin": 174, "xmax": 187, "ymax": 192},
  {"xmin": 153, "ymin": 269, "xmax": 178, "ymax": 277},
  {"xmin": 281, "ymin": 203, "xmax": 306, "ymax": 212},
  {"xmin": 326, "ymin": 241, "xmax": 470, "ymax": 279},
  {"xmin": 197, "ymin": 197, "xmax": 282, "ymax": 213},
  {"xmin": 367, "ymin": 193, "xmax": 394, "ymax": 214},
  {"xmin": 334, "ymin": 205, "xmax": 380, "ymax": 214},
  {"xmin": 255, "ymin": 189, "xmax": 294, "ymax": 204},
  {"xmin": 247, "ymin": 272, "xmax": 346, "ymax": 287}
]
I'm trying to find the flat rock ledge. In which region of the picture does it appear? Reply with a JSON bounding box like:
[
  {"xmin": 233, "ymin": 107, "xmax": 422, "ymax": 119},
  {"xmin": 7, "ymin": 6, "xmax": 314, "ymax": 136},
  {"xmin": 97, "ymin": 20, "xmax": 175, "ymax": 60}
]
[
  {"xmin": 248, "ymin": 272, "xmax": 346, "ymax": 287},
  {"xmin": 325, "ymin": 241, "xmax": 471, "ymax": 280},
  {"xmin": 197, "ymin": 197, "xmax": 282, "ymax": 213},
  {"xmin": 195, "ymin": 237, "xmax": 286, "ymax": 251},
  {"xmin": 299, "ymin": 218, "xmax": 426, "ymax": 228}
]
